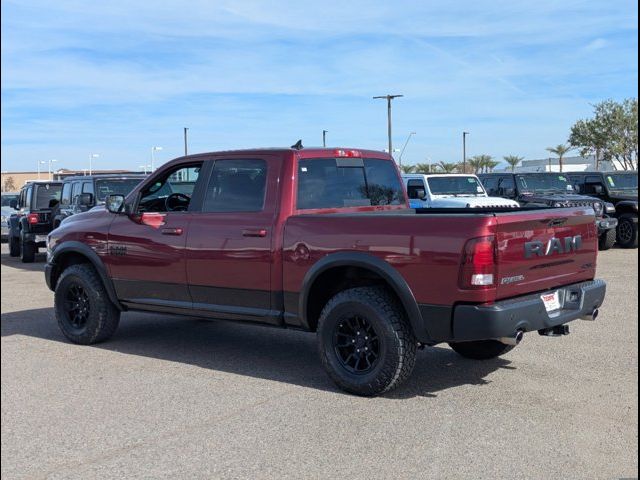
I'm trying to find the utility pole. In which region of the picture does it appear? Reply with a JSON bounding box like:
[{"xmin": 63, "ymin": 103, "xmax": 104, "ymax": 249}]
[
  {"xmin": 373, "ymin": 94, "xmax": 403, "ymax": 158},
  {"xmin": 322, "ymin": 130, "xmax": 328, "ymax": 148},
  {"xmin": 184, "ymin": 128, "xmax": 189, "ymax": 156},
  {"xmin": 462, "ymin": 131, "xmax": 469, "ymax": 173}
]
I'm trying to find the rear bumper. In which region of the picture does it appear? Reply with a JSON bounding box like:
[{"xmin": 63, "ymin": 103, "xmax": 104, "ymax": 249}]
[
  {"xmin": 417, "ymin": 279, "xmax": 606, "ymax": 344},
  {"xmin": 451, "ymin": 279, "xmax": 606, "ymax": 342}
]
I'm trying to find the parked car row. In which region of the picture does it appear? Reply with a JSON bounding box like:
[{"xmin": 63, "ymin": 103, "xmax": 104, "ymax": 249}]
[{"xmin": 5, "ymin": 174, "xmax": 145, "ymax": 262}]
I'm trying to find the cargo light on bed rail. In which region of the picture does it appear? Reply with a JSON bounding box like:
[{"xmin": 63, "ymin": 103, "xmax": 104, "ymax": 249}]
[{"xmin": 334, "ymin": 149, "xmax": 361, "ymax": 158}]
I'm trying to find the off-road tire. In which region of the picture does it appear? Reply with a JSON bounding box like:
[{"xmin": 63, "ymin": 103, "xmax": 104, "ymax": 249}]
[
  {"xmin": 9, "ymin": 233, "xmax": 20, "ymax": 257},
  {"xmin": 598, "ymin": 228, "xmax": 616, "ymax": 251},
  {"xmin": 55, "ymin": 264, "xmax": 120, "ymax": 344},
  {"xmin": 449, "ymin": 340, "xmax": 515, "ymax": 360},
  {"xmin": 616, "ymin": 214, "xmax": 638, "ymax": 249},
  {"xmin": 20, "ymin": 235, "xmax": 36, "ymax": 263},
  {"xmin": 317, "ymin": 286, "xmax": 417, "ymax": 396}
]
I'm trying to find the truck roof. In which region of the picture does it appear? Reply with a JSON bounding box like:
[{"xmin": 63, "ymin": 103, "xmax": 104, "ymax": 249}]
[
  {"xmin": 402, "ymin": 173, "xmax": 479, "ymax": 178},
  {"xmin": 62, "ymin": 174, "xmax": 146, "ymax": 182}
]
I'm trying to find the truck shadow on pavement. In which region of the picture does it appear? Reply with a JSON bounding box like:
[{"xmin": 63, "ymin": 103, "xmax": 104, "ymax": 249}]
[
  {"xmin": 1, "ymin": 308, "xmax": 514, "ymax": 399},
  {"xmin": 1, "ymin": 252, "xmax": 48, "ymax": 272}
]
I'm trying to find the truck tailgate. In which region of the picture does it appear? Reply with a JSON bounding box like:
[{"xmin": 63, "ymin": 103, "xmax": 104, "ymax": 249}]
[{"xmin": 495, "ymin": 207, "xmax": 598, "ymax": 299}]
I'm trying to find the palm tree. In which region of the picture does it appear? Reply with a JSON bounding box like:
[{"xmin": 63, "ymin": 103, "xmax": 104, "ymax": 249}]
[
  {"xmin": 546, "ymin": 144, "xmax": 572, "ymax": 172},
  {"xmin": 504, "ymin": 155, "xmax": 524, "ymax": 172},
  {"xmin": 399, "ymin": 164, "xmax": 415, "ymax": 174},
  {"xmin": 470, "ymin": 154, "xmax": 495, "ymax": 173},
  {"xmin": 413, "ymin": 163, "xmax": 432, "ymax": 173},
  {"xmin": 484, "ymin": 159, "xmax": 499, "ymax": 172},
  {"xmin": 467, "ymin": 156, "xmax": 484, "ymax": 173},
  {"xmin": 436, "ymin": 161, "xmax": 459, "ymax": 173}
]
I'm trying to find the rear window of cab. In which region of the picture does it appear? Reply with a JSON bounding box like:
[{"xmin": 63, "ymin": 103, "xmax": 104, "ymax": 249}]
[{"xmin": 296, "ymin": 158, "xmax": 404, "ymax": 210}]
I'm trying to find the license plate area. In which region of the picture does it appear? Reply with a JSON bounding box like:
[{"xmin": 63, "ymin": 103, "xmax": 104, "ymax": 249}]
[
  {"xmin": 541, "ymin": 291, "xmax": 561, "ymax": 313},
  {"xmin": 35, "ymin": 235, "xmax": 48, "ymax": 243}
]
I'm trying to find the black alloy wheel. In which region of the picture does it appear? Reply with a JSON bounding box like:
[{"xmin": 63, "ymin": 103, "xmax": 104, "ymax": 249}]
[
  {"xmin": 333, "ymin": 314, "xmax": 381, "ymax": 374},
  {"xmin": 64, "ymin": 283, "xmax": 91, "ymax": 332}
]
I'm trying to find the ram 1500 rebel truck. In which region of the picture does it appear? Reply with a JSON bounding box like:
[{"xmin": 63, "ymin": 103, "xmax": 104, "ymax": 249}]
[
  {"xmin": 45, "ymin": 147, "xmax": 606, "ymax": 396},
  {"xmin": 402, "ymin": 173, "xmax": 520, "ymax": 209},
  {"xmin": 568, "ymin": 171, "xmax": 638, "ymax": 249},
  {"xmin": 479, "ymin": 172, "xmax": 619, "ymax": 251}
]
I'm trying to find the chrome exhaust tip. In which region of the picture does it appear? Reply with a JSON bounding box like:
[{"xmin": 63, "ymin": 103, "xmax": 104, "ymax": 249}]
[
  {"xmin": 498, "ymin": 330, "xmax": 524, "ymax": 346},
  {"xmin": 580, "ymin": 308, "xmax": 599, "ymax": 321}
]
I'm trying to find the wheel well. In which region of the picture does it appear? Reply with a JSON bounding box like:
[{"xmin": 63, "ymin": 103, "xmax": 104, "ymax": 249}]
[
  {"xmin": 617, "ymin": 207, "xmax": 638, "ymax": 217},
  {"xmin": 305, "ymin": 266, "xmax": 404, "ymax": 332},
  {"xmin": 50, "ymin": 251, "xmax": 91, "ymax": 289}
]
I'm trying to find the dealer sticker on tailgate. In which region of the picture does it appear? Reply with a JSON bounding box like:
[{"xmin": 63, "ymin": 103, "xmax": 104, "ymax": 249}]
[{"xmin": 541, "ymin": 291, "xmax": 561, "ymax": 312}]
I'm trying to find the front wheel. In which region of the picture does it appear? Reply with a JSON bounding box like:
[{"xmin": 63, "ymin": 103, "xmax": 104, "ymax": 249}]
[
  {"xmin": 616, "ymin": 214, "xmax": 638, "ymax": 249},
  {"xmin": 598, "ymin": 228, "xmax": 616, "ymax": 251},
  {"xmin": 55, "ymin": 264, "xmax": 120, "ymax": 344},
  {"xmin": 449, "ymin": 340, "xmax": 515, "ymax": 360},
  {"xmin": 317, "ymin": 286, "xmax": 417, "ymax": 396}
]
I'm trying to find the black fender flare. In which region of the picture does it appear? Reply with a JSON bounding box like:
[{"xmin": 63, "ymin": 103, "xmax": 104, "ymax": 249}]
[
  {"xmin": 615, "ymin": 201, "xmax": 638, "ymax": 215},
  {"xmin": 299, "ymin": 251, "xmax": 423, "ymax": 336},
  {"xmin": 49, "ymin": 241, "xmax": 123, "ymax": 310}
]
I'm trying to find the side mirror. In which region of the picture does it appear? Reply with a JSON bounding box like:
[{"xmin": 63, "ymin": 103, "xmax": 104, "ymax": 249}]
[
  {"xmin": 106, "ymin": 194, "xmax": 125, "ymax": 214},
  {"xmin": 9, "ymin": 199, "xmax": 18, "ymax": 209},
  {"xmin": 76, "ymin": 193, "xmax": 93, "ymax": 207}
]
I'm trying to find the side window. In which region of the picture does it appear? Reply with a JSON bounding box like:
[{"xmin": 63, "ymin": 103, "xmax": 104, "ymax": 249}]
[
  {"xmin": 82, "ymin": 182, "xmax": 94, "ymax": 195},
  {"xmin": 71, "ymin": 182, "xmax": 82, "ymax": 203},
  {"xmin": 498, "ymin": 176, "xmax": 515, "ymax": 193},
  {"xmin": 61, "ymin": 183, "xmax": 72, "ymax": 206},
  {"xmin": 138, "ymin": 163, "xmax": 202, "ymax": 213},
  {"xmin": 24, "ymin": 187, "xmax": 32, "ymax": 210},
  {"xmin": 406, "ymin": 179, "xmax": 426, "ymax": 199},
  {"xmin": 202, "ymin": 159, "xmax": 267, "ymax": 213}
]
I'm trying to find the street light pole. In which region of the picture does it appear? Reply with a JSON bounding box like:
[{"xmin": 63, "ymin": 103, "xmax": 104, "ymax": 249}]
[
  {"xmin": 89, "ymin": 153, "xmax": 99, "ymax": 175},
  {"xmin": 151, "ymin": 146, "xmax": 163, "ymax": 171},
  {"xmin": 398, "ymin": 131, "xmax": 416, "ymax": 167},
  {"xmin": 462, "ymin": 131, "xmax": 470, "ymax": 173},
  {"xmin": 373, "ymin": 94, "xmax": 403, "ymax": 158},
  {"xmin": 322, "ymin": 130, "xmax": 328, "ymax": 147},
  {"xmin": 37, "ymin": 160, "xmax": 45, "ymax": 180},
  {"xmin": 184, "ymin": 128, "xmax": 189, "ymax": 156},
  {"xmin": 48, "ymin": 159, "xmax": 57, "ymax": 180}
]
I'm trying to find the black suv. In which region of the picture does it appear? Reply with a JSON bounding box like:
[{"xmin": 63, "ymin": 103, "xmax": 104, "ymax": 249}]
[
  {"xmin": 8, "ymin": 180, "xmax": 63, "ymax": 262},
  {"xmin": 479, "ymin": 172, "xmax": 619, "ymax": 250},
  {"xmin": 53, "ymin": 174, "xmax": 145, "ymax": 228},
  {"xmin": 568, "ymin": 171, "xmax": 638, "ymax": 249}
]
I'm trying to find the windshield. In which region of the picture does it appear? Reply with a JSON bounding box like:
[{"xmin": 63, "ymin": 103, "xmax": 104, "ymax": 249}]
[
  {"xmin": 516, "ymin": 174, "xmax": 573, "ymax": 193},
  {"xmin": 34, "ymin": 184, "xmax": 62, "ymax": 209},
  {"xmin": 95, "ymin": 178, "xmax": 143, "ymax": 201},
  {"xmin": 1, "ymin": 194, "xmax": 18, "ymax": 207},
  {"xmin": 427, "ymin": 176, "xmax": 485, "ymax": 196},
  {"xmin": 606, "ymin": 174, "xmax": 638, "ymax": 191}
]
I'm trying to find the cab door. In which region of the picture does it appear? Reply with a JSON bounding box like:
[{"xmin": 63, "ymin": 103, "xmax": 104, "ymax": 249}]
[{"xmin": 106, "ymin": 161, "xmax": 207, "ymax": 308}]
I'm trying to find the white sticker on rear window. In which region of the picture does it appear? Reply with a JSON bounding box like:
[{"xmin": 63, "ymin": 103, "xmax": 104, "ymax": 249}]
[
  {"xmin": 301, "ymin": 167, "xmax": 308, "ymax": 172},
  {"xmin": 467, "ymin": 178, "xmax": 475, "ymax": 183},
  {"xmin": 607, "ymin": 176, "xmax": 615, "ymax": 186},
  {"xmin": 559, "ymin": 176, "xmax": 567, "ymax": 181}
]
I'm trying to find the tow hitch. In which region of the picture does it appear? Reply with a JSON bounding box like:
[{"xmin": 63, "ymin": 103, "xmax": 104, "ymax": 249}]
[{"xmin": 538, "ymin": 325, "xmax": 570, "ymax": 337}]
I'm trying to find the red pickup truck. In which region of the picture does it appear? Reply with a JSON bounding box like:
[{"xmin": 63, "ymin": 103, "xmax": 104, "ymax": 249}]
[{"xmin": 45, "ymin": 147, "xmax": 606, "ymax": 396}]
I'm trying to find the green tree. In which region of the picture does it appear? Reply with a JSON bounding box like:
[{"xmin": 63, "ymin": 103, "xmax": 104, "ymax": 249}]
[
  {"xmin": 470, "ymin": 154, "xmax": 495, "ymax": 173},
  {"xmin": 399, "ymin": 164, "xmax": 416, "ymax": 174},
  {"xmin": 467, "ymin": 156, "xmax": 484, "ymax": 173},
  {"xmin": 569, "ymin": 98, "xmax": 638, "ymax": 170},
  {"xmin": 413, "ymin": 163, "xmax": 432, "ymax": 173},
  {"xmin": 546, "ymin": 144, "xmax": 572, "ymax": 172},
  {"xmin": 503, "ymin": 155, "xmax": 524, "ymax": 172},
  {"xmin": 436, "ymin": 161, "xmax": 459, "ymax": 173},
  {"xmin": 3, "ymin": 176, "xmax": 16, "ymax": 191}
]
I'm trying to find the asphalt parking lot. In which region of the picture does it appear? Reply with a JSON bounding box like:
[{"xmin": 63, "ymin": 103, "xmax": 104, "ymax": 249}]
[{"xmin": 1, "ymin": 244, "xmax": 637, "ymax": 479}]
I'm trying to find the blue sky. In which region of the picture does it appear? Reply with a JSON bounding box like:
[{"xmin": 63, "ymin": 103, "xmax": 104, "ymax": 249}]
[{"xmin": 1, "ymin": 0, "xmax": 638, "ymax": 172}]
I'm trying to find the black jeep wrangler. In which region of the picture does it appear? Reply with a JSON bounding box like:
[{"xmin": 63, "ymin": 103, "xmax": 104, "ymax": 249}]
[
  {"xmin": 568, "ymin": 171, "xmax": 638, "ymax": 249},
  {"xmin": 52, "ymin": 174, "xmax": 145, "ymax": 228},
  {"xmin": 8, "ymin": 180, "xmax": 63, "ymax": 262},
  {"xmin": 479, "ymin": 172, "xmax": 619, "ymax": 250}
]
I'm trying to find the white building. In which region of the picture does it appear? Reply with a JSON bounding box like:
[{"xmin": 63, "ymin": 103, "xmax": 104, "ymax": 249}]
[{"xmin": 507, "ymin": 155, "xmax": 615, "ymax": 173}]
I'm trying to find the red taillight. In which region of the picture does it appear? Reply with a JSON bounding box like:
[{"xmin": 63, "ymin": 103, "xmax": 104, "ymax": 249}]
[
  {"xmin": 459, "ymin": 236, "xmax": 496, "ymax": 289},
  {"xmin": 27, "ymin": 213, "xmax": 39, "ymax": 225},
  {"xmin": 334, "ymin": 149, "xmax": 361, "ymax": 158}
]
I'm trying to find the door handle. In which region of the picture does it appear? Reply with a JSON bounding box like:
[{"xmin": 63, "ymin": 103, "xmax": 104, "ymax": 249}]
[
  {"xmin": 242, "ymin": 229, "xmax": 268, "ymax": 237},
  {"xmin": 161, "ymin": 227, "xmax": 184, "ymax": 236}
]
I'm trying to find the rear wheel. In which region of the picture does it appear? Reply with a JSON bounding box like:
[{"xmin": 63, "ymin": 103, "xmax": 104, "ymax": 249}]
[
  {"xmin": 20, "ymin": 234, "xmax": 36, "ymax": 263},
  {"xmin": 449, "ymin": 340, "xmax": 515, "ymax": 360},
  {"xmin": 55, "ymin": 264, "xmax": 120, "ymax": 344},
  {"xmin": 317, "ymin": 286, "xmax": 417, "ymax": 396},
  {"xmin": 9, "ymin": 232, "xmax": 20, "ymax": 257},
  {"xmin": 598, "ymin": 228, "xmax": 616, "ymax": 250},
  {"xmin": 616, "ymin": 214, "xmax": 638, "ymax": 249}
]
